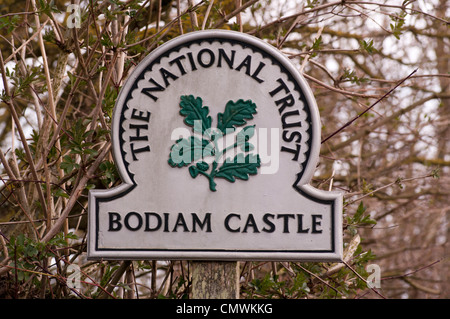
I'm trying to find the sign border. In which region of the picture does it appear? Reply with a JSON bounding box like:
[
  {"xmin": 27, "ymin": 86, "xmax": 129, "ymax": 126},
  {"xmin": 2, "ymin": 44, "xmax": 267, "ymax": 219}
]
[{"xmin": 88, "ymin": 30, "xmax": 343, "ymax": 262}]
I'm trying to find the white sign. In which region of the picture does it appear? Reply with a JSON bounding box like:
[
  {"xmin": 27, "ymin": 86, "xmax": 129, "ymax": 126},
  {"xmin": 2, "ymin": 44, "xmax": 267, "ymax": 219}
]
[{"xmin": 88, "ymin": 30, "xmax": 343, "ymax": 261}]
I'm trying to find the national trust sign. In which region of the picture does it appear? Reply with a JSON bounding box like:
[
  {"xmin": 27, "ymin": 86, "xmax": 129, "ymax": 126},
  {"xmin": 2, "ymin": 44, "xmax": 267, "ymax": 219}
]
[{"xmin": 88, "ymin": 30, "xmax": 343, "ymax": 261}]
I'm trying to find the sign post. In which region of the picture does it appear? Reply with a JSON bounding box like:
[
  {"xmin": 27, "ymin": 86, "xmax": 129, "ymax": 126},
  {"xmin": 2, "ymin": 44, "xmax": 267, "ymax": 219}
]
[
  {"xmin": 87, "ymin": 30, "xmax": 343, "ymax": 297},
  {"xmin": 191, "ymin": 261, "xmax": 239, "ymax": 299}
]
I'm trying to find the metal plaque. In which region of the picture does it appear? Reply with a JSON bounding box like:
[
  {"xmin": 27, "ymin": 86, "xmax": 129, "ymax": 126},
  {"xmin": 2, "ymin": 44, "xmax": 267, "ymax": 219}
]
[{"xmin": 88, "ymin": 30, "xmax": 343, "ymax": 261}]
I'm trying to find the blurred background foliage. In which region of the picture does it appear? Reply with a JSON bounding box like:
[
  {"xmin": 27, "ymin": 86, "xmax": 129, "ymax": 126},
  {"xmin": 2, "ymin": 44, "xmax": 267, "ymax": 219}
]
[{"xmin": 0, "ymin": 0, "xmax": 448, "ymax": 299}]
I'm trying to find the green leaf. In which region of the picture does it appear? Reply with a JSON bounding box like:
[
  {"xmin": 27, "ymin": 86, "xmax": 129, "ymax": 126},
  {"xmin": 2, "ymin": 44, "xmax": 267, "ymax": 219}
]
[
  {"xmin": 353, "ymin": 202, "xmax": 366, "ymax": 223},
  {"xmin": 215, "ymin": 153, "xmax": 260, "ymax": 182},
  {"xmin": 189, "ymin": 165, "xmax": 199, "ymax": 178},
  {"xmin": 340, "ymin": 68, "xmax": 368, "ymax": 85},
  {"xmin": 241, "ymin": 142, "xmax": 254, "ymax": 152},
  {"xmin": 168, "ymin": 136, "xmax": 212, "ymax": 167},
  {"xmin": 431, "ymin": 168, "xmax": 440, "ymax": 179},
  {"xmin": 99, "ymin": 160, "xmax": 119, "ymax": 186},
  {"xmin": 196, "ymin": 161, "xmax": 209, "ymax": 171},
  {"xmin": 217, "ymin": 99, "xmax": 257, "ymax": 134},
  {"xmin": 37, "ymin": 0, "xmax": 62, "ymax": 15},
  {"xmin": 310, "ymin": 35, "xmax": 322, "ymax": 57},
  {"xmin": 306, "ymin": 0, "xmax": 319, "ymax": 9},
  {"xmin": 53, "ymin": 188, "xmax": 69, "ymax": 198},
  {"xmin": 351, "ymin": 202, "xmax": 377, "ymax": 226},
  {"xmin": 390, "ymin": 11, "xmax": 407, "ymax": 39},
  {"xmin": 236, "ymin": 126, "xmax": 256, "ymax": 152},
  {"xmin": 179, "ymin": 95, "xmax": 212, "ymax": 134},
  {"xmin": 60, "ymin": 155, "xmax": 79, "ymax": 174},
  {"xmin": 0, "ymin": 15, "xmax": 21, "ymax": 34},
  {"xmin": 236, "ymin": 125, "xmax": 255, "ymax": 143},
  {"xmin": 359, "ymin": 39, "xmax": 377, "ymax": 55},
  {"xmin": 24, "ymin": 245, "xmax": 38, "ymax": 258}
]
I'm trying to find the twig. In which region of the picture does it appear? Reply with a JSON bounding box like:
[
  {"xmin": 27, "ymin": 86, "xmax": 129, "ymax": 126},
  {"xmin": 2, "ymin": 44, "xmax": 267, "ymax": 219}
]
[
  {"xmin": 278, "ymin": 15, "xmax": 304, "ymax": 49},
  {"xmin": 292, "ymin": 262, "xmax": 342, "ymax": 296},
  {"xmin": 236, "ymin": 0, "xmax": 243, "ymax": 33},
  {"xmin": 99, "ymin": 260, "xmax": 131, "ymax": 299},
  {"xmin": 382, "ymin": 259, "xmax": 443, "ymax": 281},
  {"xmin": 187, "ymin": 0, "xmax": 199, "ymax": 30},
  {"xmin": 0, "ymin": 174, "xmax": 39, "ymax": 239},
  {"xmin": 213, "ymin": 0, "xmax": 260, "ymax": 28},
  {"xmin": 321, "ymin": 68, "xmax": 418, "ymax": 144},
  {"xmin": 345, "ymin": 173, "xmax": 434, "ymax": 206},
  {"xmin": 247, "ymin": 0, "xmax": 343, "ymax": 35},
  {"xmin": 4, "ymin": 20, "xmax": 48, "ymax": 64},
  {"xmin": 0, "ymin": 48, "xmax": 49, "ymax": 221},
  {"xmin": 177, "ymin": 0, "xmax": 183, "ymax": 34},
  {"xmin": 300, "ymin": 25, "xmax": 324, "ymax": 72},
  {"xmin": 41, "ymin": 142, "xmax": 111, "ymax": 243},
  {"xmin": 342, "ymin": 260, "xmax": 386, "ymax": 299},
  {"xmin": 303, "ymin": 72, "xmax": 379, "ymax": 98},
  {"xmin": 124, "ymin": 1, "xmax": 204, "ymax": 49},
  {"xmin": 202, "ymin": 0, "xmax": 215, "ymax": 30},
  {"xmin": 320, "ymin": 93, "xmax": 449, "ymax": 155}
]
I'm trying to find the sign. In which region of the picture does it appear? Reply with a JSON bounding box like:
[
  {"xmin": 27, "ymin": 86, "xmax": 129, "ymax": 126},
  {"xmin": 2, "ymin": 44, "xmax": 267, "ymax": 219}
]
[{"xmin": 88, "ymin": 30, "xmax": 343, "ymax": 261}]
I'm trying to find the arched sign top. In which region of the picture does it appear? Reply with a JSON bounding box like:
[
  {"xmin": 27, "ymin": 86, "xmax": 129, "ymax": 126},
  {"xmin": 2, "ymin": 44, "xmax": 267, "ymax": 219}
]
[
  {"xmin": 88, "ymin": 30, "xmax": 342, "ymax": 262},
  {"xmin": 112, "ymin": 30, "xmax": 321, "ymax": 189}
]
